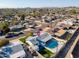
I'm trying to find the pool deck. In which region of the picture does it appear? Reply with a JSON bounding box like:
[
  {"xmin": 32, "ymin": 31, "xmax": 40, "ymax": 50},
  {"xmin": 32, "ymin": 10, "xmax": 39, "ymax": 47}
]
[
  {"xmin": 53, "ymin": 37, "xmax": 67, "ymax": 43},
  {"xmin": 43, "ymin": 37, "xmax": 66, "ymax": 58},
  {"xmin": 51, "ymin": 37, "xmax": 67, "ymax": 53},
  {"xmin": 46, "ymin": 41, "xmax": 64, "ymax": 53}
]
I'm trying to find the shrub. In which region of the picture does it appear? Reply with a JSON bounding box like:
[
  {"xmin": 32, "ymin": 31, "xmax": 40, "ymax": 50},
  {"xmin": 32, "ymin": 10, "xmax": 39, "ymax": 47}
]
[
  {"xmin": 39, "ymin": 48, "xmax": 54, "ymax": 58},
  {"xmin": 0, "ymin": 40, "xmax": 9, "ymax": 47}
]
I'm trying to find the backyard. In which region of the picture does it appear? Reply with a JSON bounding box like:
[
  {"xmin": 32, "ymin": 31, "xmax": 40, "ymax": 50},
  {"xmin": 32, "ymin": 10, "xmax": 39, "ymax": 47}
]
[
  {"xmin": 60, "ymin": 32, "xmax": 72, "ymax": 40},
  {"xmin": 39, "ymin": 48, "xmax": 54, "ymax": 58}
]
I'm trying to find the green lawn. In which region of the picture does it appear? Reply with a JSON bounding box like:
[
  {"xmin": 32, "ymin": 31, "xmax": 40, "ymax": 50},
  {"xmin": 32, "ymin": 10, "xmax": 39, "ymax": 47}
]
[
  {"xmin": 19, "ymin": 32, "xmax": 33, "ymax": 43},
  {"xmin": 74, "ymin": 24, "xmax": 79, "ymax": 26},
  {"xmin": 76, "ymin": 19, "xmax": 79, "ymax": 20},
  {"xmin": 19, "ymin": 36, "xmax": 27, "ymax": 43},
  {"xmin": 0, "ymin": 21, "xmax": 9, "ymax": 29},
  {"xmin": 39, "ymin": 48, "xmax": 54, "ymax": 58}
]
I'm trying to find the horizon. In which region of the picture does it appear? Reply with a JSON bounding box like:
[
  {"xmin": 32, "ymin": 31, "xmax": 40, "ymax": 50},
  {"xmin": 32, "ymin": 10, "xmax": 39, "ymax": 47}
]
[
  {"xmin": 0, "ymin": 0, "xmax": 79, "ymax": 8},
  {"xmin": 0, "ymin": 6, "xmax": 79, "ymax": 9}
]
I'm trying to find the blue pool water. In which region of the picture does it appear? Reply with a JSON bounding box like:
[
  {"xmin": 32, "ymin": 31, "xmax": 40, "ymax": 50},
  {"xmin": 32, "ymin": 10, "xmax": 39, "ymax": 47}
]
[{"xmin": 46, "ymin": 39, "xmax": 58, "ymax": 48}]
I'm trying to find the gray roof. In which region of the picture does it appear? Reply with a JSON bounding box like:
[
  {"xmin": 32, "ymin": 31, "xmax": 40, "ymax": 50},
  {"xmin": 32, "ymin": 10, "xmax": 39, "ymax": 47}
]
[{"xmin": 9, "ymin": 25, "xmax": 24, "ymax": 29}]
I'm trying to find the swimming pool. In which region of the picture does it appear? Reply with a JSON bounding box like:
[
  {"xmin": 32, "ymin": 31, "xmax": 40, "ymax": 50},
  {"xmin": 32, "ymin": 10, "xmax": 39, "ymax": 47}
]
[{"xmin": 46, "ymin": 39, "xmax": 58, "ymax": 48}]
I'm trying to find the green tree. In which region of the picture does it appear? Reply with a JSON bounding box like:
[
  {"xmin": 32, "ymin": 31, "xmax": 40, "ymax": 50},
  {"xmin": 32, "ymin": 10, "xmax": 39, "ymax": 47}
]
[
  {"xmin": 0, "ymin": 21, "xmax": 10, "ymax": 35},
  {"xmin": 21, "ymin": 14, "xmax": 25, "ymax": 20},
  {"xmin": 68, "ymin": 9, "xmax": 77, "ymax": 15}
]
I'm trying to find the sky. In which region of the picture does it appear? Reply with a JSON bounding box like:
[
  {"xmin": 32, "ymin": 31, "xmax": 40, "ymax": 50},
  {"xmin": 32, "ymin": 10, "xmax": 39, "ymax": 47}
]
[{"xmin": 0, "ymin": 0, "xmax": 79, "ymax": 8}]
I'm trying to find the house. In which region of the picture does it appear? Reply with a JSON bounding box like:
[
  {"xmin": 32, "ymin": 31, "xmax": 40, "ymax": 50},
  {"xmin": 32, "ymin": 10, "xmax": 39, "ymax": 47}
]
[
  {"xmin": 27, "ymin": 32, "xmax": 52, "ymax": 43},
  {"xmin": 14, "ymin": 15, "xmax": 21, "ymax": 21},
  {"xmin": 9, "ymin": 25, "xmax": 25, "ymax": 32},
  {"xmin": 57, "ymin": 19, "xmax": 73, "ymax": 29},
  {"xmin": 0, "ymin": 42, "xmax": 26, "ymax": 58},
  {"xmin": 55, "ymin": 29, "xmax": 66, "ymax": 37},
  {"xmin": 26, "ymin": 32, "xmax": 53, "ymax": 51},
  {"xmin": 0, "ymin": 15, "xmax": 3, "ymax": 21},
  {"xmin": 54, "ymin": 29, "xmax": 72, "ymax": 40}
]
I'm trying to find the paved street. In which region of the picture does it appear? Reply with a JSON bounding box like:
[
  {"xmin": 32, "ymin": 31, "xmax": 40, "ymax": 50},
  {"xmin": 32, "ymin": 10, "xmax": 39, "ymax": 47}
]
[{"xmin": 55, "ymin": 28, "xmax": 79, "ymax": 58}]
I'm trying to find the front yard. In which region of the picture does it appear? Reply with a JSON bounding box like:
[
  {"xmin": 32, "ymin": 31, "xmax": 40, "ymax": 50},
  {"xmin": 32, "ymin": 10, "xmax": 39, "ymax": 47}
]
[{"xmin": 19, "ymin": 32, "xmax": 33, "ymax": 43}]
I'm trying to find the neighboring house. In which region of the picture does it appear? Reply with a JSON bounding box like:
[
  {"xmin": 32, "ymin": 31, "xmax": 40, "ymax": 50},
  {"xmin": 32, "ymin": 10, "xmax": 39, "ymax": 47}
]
[
  {"xmin": 0, "ymin": 15, "xmax": 3, "ymax": 21},
  {"xmin": 9, "ymin": 25, "xmax": 25, "ymax": 32},
  {"xmin": 0, "ymin": 42, "xmax": 26, "ymax": 58},
  {"xmin": 57, "ymin": 19, "xmax": 73, "ymax": 29},
  {"xmin": 54, "ymin": 29, "xmax": 71, "ymax": 40},
  {"xmin": 55, "ymin": 29, "xmax": 66, "ymax": 37}
]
